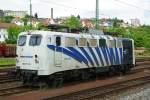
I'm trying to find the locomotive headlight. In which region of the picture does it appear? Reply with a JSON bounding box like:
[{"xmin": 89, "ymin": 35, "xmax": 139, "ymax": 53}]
[
  {"xmin": 35, "ymin": 55, "xmax": 38, "ymax": 58},
  {"xmin": 35, "ymin": 59, "xmax": 39, "ymax": 64},
  {"xmin": 34, "ymin": 55, "xmax": 39, "ymax": 63}
]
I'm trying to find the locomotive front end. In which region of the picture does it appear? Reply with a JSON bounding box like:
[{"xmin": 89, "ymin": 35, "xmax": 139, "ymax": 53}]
[{"xmin": 15, "ymin": 31, "xmax": 44, "ymax": 85}]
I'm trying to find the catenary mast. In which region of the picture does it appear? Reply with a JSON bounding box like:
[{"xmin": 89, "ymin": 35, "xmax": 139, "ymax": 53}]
[{"xmin": 95, "ymin": 0, "xmax": 99, "ymax": 29}]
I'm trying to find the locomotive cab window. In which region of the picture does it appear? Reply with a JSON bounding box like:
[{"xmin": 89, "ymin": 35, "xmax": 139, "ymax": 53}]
[
  {"xmin": 29, "ymin": 35, "xmax": 42, "ymax": 46},
  {"xmin": 56, "ymin": 36, "xmax": 61, "ymax": 46},
  {"xmin": 18, "ymin": 35, "xmax": 27, "ymax": 46},
  {"xmin": 99, "ymin": 39, "xmax": 106, "ymax": 47}
]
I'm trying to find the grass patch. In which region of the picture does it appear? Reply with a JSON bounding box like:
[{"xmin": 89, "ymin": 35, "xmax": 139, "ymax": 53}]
[{"xmin": 0, "ymin": 58, "xmax": 16, "ymax": 66}]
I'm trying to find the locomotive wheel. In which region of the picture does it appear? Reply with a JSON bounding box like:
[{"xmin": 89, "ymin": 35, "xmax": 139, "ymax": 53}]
[
  {"xmin": 47, "ymin": 77, "xmax": 64, "ymax": 88},
  {"xmin": 51, "ymin": 78, "xmax": 64, "ymax": 88},
  {"xmin": 121, "ymin": 65, "xmax": 129, "ymax": 75},
  {"xmin": 106, "ymin": 67, "xmax": 115, "ymax": 77},
  {"xmin": 39, "ymin": 82, "xmax": 48, "ymax": 89},
  {"xmin": 81, "ymin": 71, "xmax": 90, "ymax": 81}
]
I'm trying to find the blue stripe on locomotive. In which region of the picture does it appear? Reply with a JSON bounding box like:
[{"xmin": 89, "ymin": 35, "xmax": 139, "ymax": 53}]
[
  {"xmin": 101, "ymin": 47, "xmax": 109, "ymax": 65},
  {"xmin": 47, "ymin": 45, "xmax": 82, "ymax": 63},
  {"xmin": 79, "ymin": 47, "xmax": 94, "ymax": 66},
  {"xmin": 47, "ymin": 45, "xmax": 123, "ymax": 67},
  {"xmin": 67, "ymin": 47, "xmax": 89, "ymax": 66},
  {"xmin": 95, "ymin": 47, "xmax": 104, "ymax": 66},
  {"xmin": 88, "ymin": 47, "xmax": 99, "ymax": 66},
  {"xmin": 115, "ymin": 47, "xmax": 119, "ymax": 64}
]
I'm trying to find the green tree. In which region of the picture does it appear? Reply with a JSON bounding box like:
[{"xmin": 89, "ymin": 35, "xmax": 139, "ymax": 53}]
[
  {"xmin": 25, "ymin": 14, "xmax": 33, "ymax": 19},
  {"xmin": 112, "ymin": 17, "xmax": 123, "ymax": 28},
  {"xmin": 1, "ymin": 16, "xmax": 14, "ymax": 23},
  {"xmin": 21, "ymin": 17, "xmax": 28, "ymax": 26},
  {"xmin": 37, "ymin": 22, "xmax": 45, "ymax": 30},
  {"xmin": 63, "ymin": 15, "xmax": 82, "ymax": 29},
  {"xmin": 77, "ymin": 15, "xmax": 80, "ymax": 19},
  {"xmin": 6, "ymin": 26, "xmax": 34, "ymax": 44},
  {"xmin": 6, "ymin": 26, "xmax": 22, "ymax": 44},
  {"xmin": 34, "ymin": 13, "xmax": 38, "ymax": 19}
]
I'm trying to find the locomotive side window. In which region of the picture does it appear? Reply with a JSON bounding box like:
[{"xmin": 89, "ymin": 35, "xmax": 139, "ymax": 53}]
[
  {"xmin": 65, "ymin": 37, "xmax": 76, "ymax": 47},
  {"xmin": 29, "ymin": 35, "xmax": 42, "ymax": 46},
  {"xmin": 108, "ymin": 40, "xmax": 116, "ymax": 48},
  {"xmin": 89, "ymin": 39, "xmax": 97, "ymax": 47},
  {"xmin": 56, "ymin": 36, "xmax": 61, "ymax": 46},
  {"xmin": 116, "ymin": 40, "xmax": 122, "ymax": 47},
  {"xmin": 79, "ymin": 38, "xmax": 87, "ymax": 47},
  {"xmin": 18, "ymin": 35, "xmax": 27, "ymax": 46},
  {"xmin": 99, "ymin": 39, "xmax": 106, "ymax": 47}
]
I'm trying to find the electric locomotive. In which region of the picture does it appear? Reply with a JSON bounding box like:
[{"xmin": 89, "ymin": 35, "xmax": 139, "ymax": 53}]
[{"xmin": 14, "ymin": 30, "xmax": 135, "ymax": 85}]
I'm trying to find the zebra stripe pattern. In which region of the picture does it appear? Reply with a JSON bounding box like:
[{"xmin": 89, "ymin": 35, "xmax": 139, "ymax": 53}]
[{"xmin": 47, "ymin": 45, "xmax": 123, "ymax": 67}]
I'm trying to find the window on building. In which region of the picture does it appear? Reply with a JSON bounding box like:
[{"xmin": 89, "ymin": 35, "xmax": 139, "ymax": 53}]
[
  {"xmin": 56, "ymin": 36, "xmax": 61, "ymax": 46},
  {"xmin": 99, "ymin": 39, "xmax": 106, "ymax": 47},
  {"xmin": 18, "ymin": 35, "xmax": 27, "ymax": 46},
  {"xmin": 79, "ymin": 38, "xmax": 87, "ymax": 47},
  {"xmin": 65, "ymin": 37, "xmax": 76, "ymax": 47},
  {"xmin": 89, "ymin": 39, "xmax": 97, "ymax": 47},
  {"xmin": 29, "ymin": 35, "xmax": 42, "ymax": 46}
]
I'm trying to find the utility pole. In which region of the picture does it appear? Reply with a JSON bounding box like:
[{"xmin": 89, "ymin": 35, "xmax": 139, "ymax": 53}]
[
  {"xmin": 29, "ymin": 0, "xmax": 32, "ymax": 28},
  {"xmin": 51, "ymin": 8, "xmax": 53, "ymax": 20},
  {"xmin": 95, "ymin": 0, "xmax": 99, "ymax": 29}
]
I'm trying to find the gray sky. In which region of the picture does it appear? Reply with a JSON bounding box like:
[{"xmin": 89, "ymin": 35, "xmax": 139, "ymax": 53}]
[{"xmin": 0, "ymin": 0, "xmax": 150, "ymax": 24}]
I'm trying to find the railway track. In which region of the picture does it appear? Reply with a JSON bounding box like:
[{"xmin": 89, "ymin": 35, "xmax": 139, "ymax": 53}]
[
  {"xmin": 43, "ymin": 57, "xmax": 150, "ymax": 100},
  {"xmin": 0, "ymin": 85, "xmax": 32, "ymax": 96},
  {"xmin": 135, "ymin": 57, "xmax": 150, "ymax": 62},
  {"xmin": 1, "ymin": 57, "xmax": 150, "ymax": 99},
  {"xmin": 45, "ymin": 75, "xmax": 150, "ymax": 100},
  {"xmin": 0, "ymin": 64, "xmax": 15, "ymax": 67},
  {"xmin": 0, "ymin": 78, "xmax": 20, "ymax": 84},
  {"xmin": 0, "ymin": 67, "xmax": 15, "ymax": 77},
  {"xmin": 0, "ymin": 74, "xmax": 27, "ymax": 97},
  {"xmin": 0, "ymin": 67, "xmax": 20, "ymax": 84},
  {"xmin": 0, "ymin": 66, "xmax": 30, "ymax": 97}
]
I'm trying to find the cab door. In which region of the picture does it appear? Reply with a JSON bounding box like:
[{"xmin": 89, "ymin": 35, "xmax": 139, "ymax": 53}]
[
  {"xmin": 54, "ymin": 36, "xmax": 62, "ymax": 67},
  {"xmin": 122, "ymin": 40, "xmax": 133, "ymax": 65}
]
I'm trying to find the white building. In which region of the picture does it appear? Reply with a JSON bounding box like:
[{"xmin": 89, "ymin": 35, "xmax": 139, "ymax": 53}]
[
  {"xmin": 0, "ymin": 23, "xmax": 17, "ymax": 42},
  {"xmin": 11, "ymin": 18, "xmax": 24, "ymax": 26},
  {"xmin": 0, "ymin": 29, "xmax": 8, "ymax": 42},
  {"xmin": 131, "ymin": 18, "xmax": 140, "ymax": 27},
  {"xmin": 4, "ymin": 10, "xmax": 27, "ymax": 18}
]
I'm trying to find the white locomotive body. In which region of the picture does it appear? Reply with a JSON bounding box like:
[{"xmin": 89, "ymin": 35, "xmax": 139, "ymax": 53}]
[{"xmin": 15, "ymin": 30, "xmax": 135, "ymax": 85}]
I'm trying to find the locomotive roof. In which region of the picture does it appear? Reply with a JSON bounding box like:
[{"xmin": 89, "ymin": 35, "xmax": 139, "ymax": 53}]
[{"xmin": 19, "ymin": 30, "xmax": 133, "ymax": 41}]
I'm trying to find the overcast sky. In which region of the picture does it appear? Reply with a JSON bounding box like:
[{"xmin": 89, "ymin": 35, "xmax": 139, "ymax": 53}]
[{"xmin": 0, "ymin": 0, "xmax": 150, "ymax": 25}]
